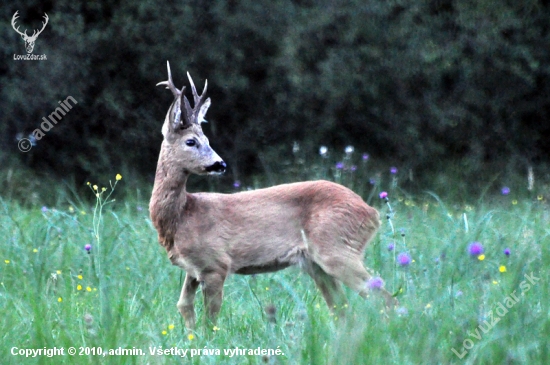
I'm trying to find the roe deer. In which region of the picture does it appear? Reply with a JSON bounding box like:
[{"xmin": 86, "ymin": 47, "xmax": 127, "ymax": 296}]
[{"xmin": 149, "ymin": 61, "xmax": 397, "ymax": 329}]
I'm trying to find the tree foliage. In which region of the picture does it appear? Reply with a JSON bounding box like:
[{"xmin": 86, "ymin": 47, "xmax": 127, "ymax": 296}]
[{"xmin": 1, "ymin": 0, "xmax": 549, "ymax": 185}]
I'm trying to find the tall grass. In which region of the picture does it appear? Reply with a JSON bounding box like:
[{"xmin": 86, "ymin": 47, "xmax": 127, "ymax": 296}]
[{"xmin": 1, "ymin": 157, "xmax": 549, "ymax": 364}]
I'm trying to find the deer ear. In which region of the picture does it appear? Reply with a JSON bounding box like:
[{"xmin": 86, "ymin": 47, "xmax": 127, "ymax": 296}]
[{"xmin": 197, "ymin": 98, "xmax": 211, "ymax": 124}]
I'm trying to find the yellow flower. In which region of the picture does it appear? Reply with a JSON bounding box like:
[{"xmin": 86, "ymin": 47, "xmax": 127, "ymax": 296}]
[
  {"xmin": 77, "ymin": 275, "xmax": 83, "ymax": 280},
  {"xmin": 512, "ymin": 200, "xmax": 518, "ymax": 205},
  {"xmin": 80, "ymin": 211, "xmax": 86, "ymax": 215},
  {"xmin": 187, "ymin": 334, "xmax": 194, "ymax": 341},
  {"xmin": 265, "ymin": 287, "xmax": 269, "ymax": 291},
  {"xmin": 4, "ymin": 260, "xmax": 10, "ymax": 264},
  {"xmin": 56, "ymin": 270, "xmax": 62, "ymax": 275},
  {"xmin": 162, "ymin": 330, "xmax": 167, "ymax": 335},
  {"xmin": 87, "ymin": 182, "xmax": 90, "ymax": 186},
  {"xmin": 93, "ymin": 185, "xmax": 98, "ymax": 191},
  {"xmin": 68, "ymin": 206, "xmax": 74, "ymax": 213},
  {"xmin": 116, "ymin": 174, "xmax": 122, "ymax": 181},
  {"xmin": 492, "ymin": 280, "xmax": 499, "ymax": 285},
  {"xmin": 478, "ymin": 254, "xmax": 485, "ymax": 261},
  {"xmin": 77, "ymin": 285, "xmax": 82, "ymax": 291},
  {"xmin": 425, "ymin": 303, "xmax": 432, "ymax": 309},
  {"xmin": 168, "ymin": 324, "xmax": 175, "ymax": 330},
  {"xmin": 33, "ymin": 248, "xmax": 38, "ymax": 253},
  {"xmin": 213, "ymin": 326, "xmax": 220, "ymax": 331},
  {"xmin": 86, "ymin": 286, "xmax": 92, "ymax": 292},
  {"xmin": 499, "ymin": 265, "xmax": 507, "ymax": 273},
  {"xmin": 537, "ymin": 195, "xmax": 544, "ymax": 201},
  {"xmin": 101, "ymin": 187, "xmax": 107, "ymax": 192},
  {"xmin": 58, "ymin": 297, "xmax": 63, "ymax": 302}
]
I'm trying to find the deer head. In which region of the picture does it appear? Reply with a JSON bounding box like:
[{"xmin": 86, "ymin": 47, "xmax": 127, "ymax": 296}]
[
  {"xmin": 12, "ymin": 11, "xmax": 49, "ymax": 54},
  {"xmin": 156, "ymin": 61, "xmax": 226, "ymax": 175}
]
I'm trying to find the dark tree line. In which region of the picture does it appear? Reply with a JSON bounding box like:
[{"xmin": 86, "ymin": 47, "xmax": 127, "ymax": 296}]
[{"xmin": 1, "ymin": 0, "xmax": 549, "ymax": 193}]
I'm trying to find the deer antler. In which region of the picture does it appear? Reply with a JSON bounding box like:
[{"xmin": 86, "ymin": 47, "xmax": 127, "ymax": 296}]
[
  {"xmin": 30, "ymin": 13, "xmax": 49, "ymax": 40},
  {"xmin": 157, "ymin": 61, "xmax": 182, "ymax": 98},
  {"xmin": 11, "ymin": 11, "xmax": 28, "ymax": 37},
  {"xmin": 185, "ymin": 72, "xmax": 210, "ymax": 124}
]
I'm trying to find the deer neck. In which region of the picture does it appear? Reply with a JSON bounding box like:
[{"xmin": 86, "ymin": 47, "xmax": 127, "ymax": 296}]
[{"xmin": 149, "ymin": 142, "xmax": 189, "ymax": 250}]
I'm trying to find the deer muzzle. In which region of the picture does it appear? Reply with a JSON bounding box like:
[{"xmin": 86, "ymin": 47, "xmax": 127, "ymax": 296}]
[{"xmin": 205, "ymin": 161, "xmax": 226, "ymax": 174}]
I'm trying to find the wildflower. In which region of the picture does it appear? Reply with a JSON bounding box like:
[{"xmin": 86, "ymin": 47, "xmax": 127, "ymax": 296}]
[
  {"xmin": 80, "ymin": 211, "xmax": 86, "ymax": 215},
  {"xmin": 499, "ymin": 265, "xmax": 507, "ymax": 273},
  {"xmin": 387, "ymin": 242, "xmax": 395, "ymax": 251},
  {"xmin": 379, "ymin": 191, "xmax": 388, "ymax": 199},
  {"xmin": 168, "ymin": 324, "xmax": 175, "ymax": 330},
  {"xmin": 478, "ymin": 254, "xmax": 485, "ymax": 261},
  {"xmin": 116, "ymin": 174, "xmax": 122, "ymax": 181},
  {"xmin": 213, "ymin": 326, "xmax": 220, "ymax": 331},
  {"xmin": 77, "ymin": 275, "xmax": 83, "ymax": 280},
  {"xmin": 101, "ymin": 187, "xmax": 107, "ymax": 192},
  {"xmin": 335, "ymin": 162, "xmax": 344, "ymax": 169},
  {"xmin": 390, "ymin": 167, "xmax": 398, "ymax": 174},
  {"xmin": 87, "ymin": 182, "xmax": 91, "ymax": 186},
  {"xmin": 4, "ymin": 260, "xmax": 10, "ymax": 264},
  {"xmin": 345, "ymin": 145, "xmax": 354, "ymax": 155},
  {"xmin": 77, "ymin": 285, "xmax": 82, "ymax": 291},
  {"xmin": 162, "ymin": 330, "xmax": 167, "ymax": 335},
  {"xmin": 41, "ymin": 206, "xmax": 48, "ymax": 213},
  {"xmin": 396, "ymin": 307, "xmax": 408, "ymax": 316},
  {"xmin": 84, "ymin": 244, "xmax": 92, "ymax": 252},
  {"xmin": 233, "ymin": 180, "xmax": 241, "ymax": 188},
  {"xmin": 86, "ymin": 286, "xmax": 92, "ymax": 292},
  {"xmin": 492, "ymin": 280, "xmax": 499, "ymax": 285},
  {"xmin": 187, "ymin": 334, "xmax": 195, "ymax": 341},
  {"xmin": 425, "ymin": 303, "xmax": 432, "ymax": 309},
  {"xmin": 350, "ymin": 165, "xmax": 357, "ymax": 172},
  {"xmin": 33, "ymin": 248, "xmax": 38, "ymax": 253},
  {"xmin": 56, "ymin": 270, "xmax": 61, "ymax": 275},
  {"xmin": 93, "ymin": 185, "xmax": 98, "ymax": 191},
  {"xmin": 397, "ymin": 253, "xmax": 411, "ymax": 266},
  {"xmin": 367, "ymin": 277, "xmax": 384, "ymax": 290},
  {"xmin": 362, "ymin": 153, "xmax": 369, "ymax": 161},
  {"xmin": 369, "ymin": 178, "xmax": 376, "ymax": 185},
  {"xmin": 504, "ymin": 248, "xmax": 510, "ymax": 256},
  {"xmin": 468, "ymin": 242, "xmax": 484, "ymax": 256},
  {"xmin": 58, "ymin": 297, "xmax": 63, "ymax": 302},
  {"xmin": 319, "ymin": 146, "xmax": 328, "ymax": 156},
  {"xmin": 455, "ymin": 290, "xmax": 463, "ymax": 298},
  {"xmin": 537, "ymin": 195, "xmax": 543, "ymax": 201},
  {"xmin": 68, "ymin": 206, "xmax": 74, "ymax": 213},
  {"xmin": 512, "ymin": 200, "xmax": 518, "ymax": 205},
  {"xmin": 501, "ymin": 187, "xmax": 510, "ymax": 195}
]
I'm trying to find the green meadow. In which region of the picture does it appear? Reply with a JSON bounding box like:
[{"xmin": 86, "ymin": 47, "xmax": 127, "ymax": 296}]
[{"xmin": 1, "ymin": 158, "xmax": 549, "ymax": 365}]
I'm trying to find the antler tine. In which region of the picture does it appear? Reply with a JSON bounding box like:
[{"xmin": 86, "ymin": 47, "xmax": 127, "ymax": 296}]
[
  {"xmin": 156, "ymin": 61, "xmax": 181, "ymax": 98},
  {"xmin": 187, "ymin": 72, "xmax": 208, "ymax": 111},
  {"xmin": 11, "ymin": 11, "xmax": 27, "ymax": 37}
]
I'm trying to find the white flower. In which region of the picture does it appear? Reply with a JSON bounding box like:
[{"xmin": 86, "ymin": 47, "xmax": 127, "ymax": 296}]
[
  {"xmin": 319, "ymin": 146, "xmax": 328, "ymax": 156},
  {"xmin": 345, "ymin": 145, "xmax": 354, "ymax": 155}
]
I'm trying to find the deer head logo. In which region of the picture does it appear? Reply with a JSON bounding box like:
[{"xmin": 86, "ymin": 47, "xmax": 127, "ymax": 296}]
[{"xmin": 12, "ymin": 11, "xmax": 49, "ymax": 54}]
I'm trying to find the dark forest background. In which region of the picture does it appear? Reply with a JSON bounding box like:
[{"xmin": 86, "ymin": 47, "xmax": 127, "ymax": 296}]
[{"xmin": 1, "ymin": 0, "xmax": 550, "ymax": 203}]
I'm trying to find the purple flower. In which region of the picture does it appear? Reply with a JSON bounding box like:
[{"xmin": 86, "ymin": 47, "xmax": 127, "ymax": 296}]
[
  {"xmin": 84, "ymin": 244, "xmax": 92, "ymax": 252},
  {"xmin": 335, "ymin": 162, "xmax": 344, "ymax": 170},
  {"xmin": 468, "ymin": 242, "xmax": 484, "ymax": 256},
  {"xmin": 504, "ymin": 248, "xmax": 510, "ymax": 256},
  {"xmin": 397, "ymin": 252, "xmax": 411, "ymax": 266},
  {"xmin": 501, "ymin": 187, "xmax": 510, "ymax": 195},
  {"xmin": 379, "ymin": 191, "xmax": 388, "ymax": 199},
  {"xmin": 350, "ymin": 165, "xmax": 357, "ymax": 172},
  {"xmin": 362, "ymin": 153, "xmax": 369, "ymax": 161},
  {"xmin": 387, "ymin": 242, "xmax": 395, "ymax": 251},
  {"xmin": 136, "ymin": 206, "xmax": 143, "ymax": 211},
  {"xmin": 390, "ymin": 167, "xmax": 398, "ymax": 174},
  {"xmin": 367, "ymin": 277, "xmax": 384, "ymax": 290},
  {"xmin": 233, "ymin": 180, "xmax": 241, "ymax": 188},
  {"xmin": 41, "ymin": 206, "xmax": 48, "ymax": 213},
  {"xmin": 369, "ymin": 178, "xmax": 376, "ymax": 185}
]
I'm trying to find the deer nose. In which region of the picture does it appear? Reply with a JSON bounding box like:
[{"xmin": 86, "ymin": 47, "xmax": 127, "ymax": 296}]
[{"xmin": 206, "ymin": 161, "xmax": 226, "ymax": 173}]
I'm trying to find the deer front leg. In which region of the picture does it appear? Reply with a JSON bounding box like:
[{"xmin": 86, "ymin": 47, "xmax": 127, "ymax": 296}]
[
  {"xmin": 201, "ymin": 271, "xmax": 226, "ymax": 326},
  {"xmin": 177, "ymin": 273, "xmax": 200, "ymax": 330}
]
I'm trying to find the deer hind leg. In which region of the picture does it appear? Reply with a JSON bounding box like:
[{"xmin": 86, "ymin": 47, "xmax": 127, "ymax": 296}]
[
  {"xmin": 200, "ymin": 270, "xmax": 227, "ymax": 326},
  {"xmin": 303, "ymin": 260, "xmax": 347, "ymax": 313},
  {"xmin": 177, "ymin": 273, "xmax": 200, "ymax": 330},
  {"xmin": 317, "ymin": 256, "xmax": 398, "ymax": 309}
]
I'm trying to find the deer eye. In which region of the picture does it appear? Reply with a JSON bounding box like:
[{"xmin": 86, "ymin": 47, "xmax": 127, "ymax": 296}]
[{"xmin": 185, "ymin": 139, "xmax": 197, "ymax": 147}]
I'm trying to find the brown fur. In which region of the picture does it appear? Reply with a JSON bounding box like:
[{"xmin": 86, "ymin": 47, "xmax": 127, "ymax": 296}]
[{"xmin": 150, "ymin": 65, "xmax": 397, "ymax": 329}]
